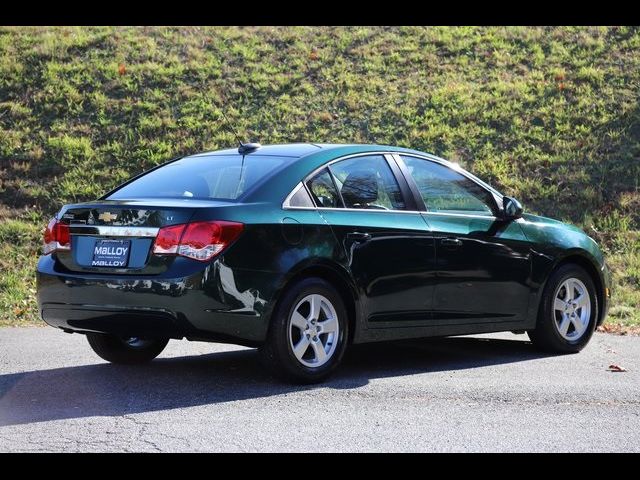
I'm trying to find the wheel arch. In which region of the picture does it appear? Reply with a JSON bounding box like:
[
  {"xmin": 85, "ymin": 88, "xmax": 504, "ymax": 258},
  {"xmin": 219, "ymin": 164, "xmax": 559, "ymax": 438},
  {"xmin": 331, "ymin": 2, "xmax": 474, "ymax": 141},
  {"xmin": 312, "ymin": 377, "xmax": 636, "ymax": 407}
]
[
  {"xmin": 547, "ymin": 252, "xmax": 606, "ymax": 326},
  {"xmin": 268, "ymin": 259, "xmax": 362, "ymax": 344}
]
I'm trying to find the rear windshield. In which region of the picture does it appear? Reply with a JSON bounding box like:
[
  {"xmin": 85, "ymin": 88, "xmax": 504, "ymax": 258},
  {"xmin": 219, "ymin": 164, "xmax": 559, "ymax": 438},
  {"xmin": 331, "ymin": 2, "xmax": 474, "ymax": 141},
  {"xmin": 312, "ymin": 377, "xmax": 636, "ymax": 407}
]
[{"xmin": 107, "ymin": 155, "xmax": 291, "ymax": 201}]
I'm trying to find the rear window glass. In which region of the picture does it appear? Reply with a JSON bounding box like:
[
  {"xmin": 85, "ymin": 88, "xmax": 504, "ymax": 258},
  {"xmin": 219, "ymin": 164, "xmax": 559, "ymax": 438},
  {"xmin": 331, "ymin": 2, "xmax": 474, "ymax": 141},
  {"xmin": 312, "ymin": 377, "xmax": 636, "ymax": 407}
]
[{"xmin": 107, "ymin": 155, "xmax": 291, "ymax": 201}]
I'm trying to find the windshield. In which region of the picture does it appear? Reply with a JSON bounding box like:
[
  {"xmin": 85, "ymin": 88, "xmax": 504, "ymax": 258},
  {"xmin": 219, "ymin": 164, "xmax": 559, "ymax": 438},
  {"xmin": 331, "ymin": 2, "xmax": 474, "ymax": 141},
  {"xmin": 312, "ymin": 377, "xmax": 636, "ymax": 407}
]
[{"xmin": 107, "ymin": 154, "xmax": 291, "ymax": 201}]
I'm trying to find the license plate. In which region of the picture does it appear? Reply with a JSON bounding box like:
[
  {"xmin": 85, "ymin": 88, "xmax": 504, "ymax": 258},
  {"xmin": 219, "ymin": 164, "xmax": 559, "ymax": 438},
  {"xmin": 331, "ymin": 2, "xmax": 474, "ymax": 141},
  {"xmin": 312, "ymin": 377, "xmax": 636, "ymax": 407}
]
[{"xmin": 91, "ymin": 239, "xmax": 131, "ymax": 267}]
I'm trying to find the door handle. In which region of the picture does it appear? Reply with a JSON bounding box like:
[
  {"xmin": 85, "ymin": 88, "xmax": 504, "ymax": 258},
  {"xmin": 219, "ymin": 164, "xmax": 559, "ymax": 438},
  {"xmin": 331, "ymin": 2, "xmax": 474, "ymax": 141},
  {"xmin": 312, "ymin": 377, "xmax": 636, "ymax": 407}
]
[
  {"xmin": 347, "ymin": 232, "xmax": 372, "ymax": 243},
  {"xmin": 441, "ymin": 237, "xmax": 462, "ymax": 248}
]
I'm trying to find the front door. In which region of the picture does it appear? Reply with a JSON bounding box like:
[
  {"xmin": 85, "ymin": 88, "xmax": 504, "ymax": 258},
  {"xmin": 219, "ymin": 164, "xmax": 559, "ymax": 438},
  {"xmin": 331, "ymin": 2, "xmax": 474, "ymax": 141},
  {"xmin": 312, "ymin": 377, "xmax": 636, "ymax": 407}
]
[{"xmin": 397, "ymin": 154, "xmax": 531, "ymax": 324}]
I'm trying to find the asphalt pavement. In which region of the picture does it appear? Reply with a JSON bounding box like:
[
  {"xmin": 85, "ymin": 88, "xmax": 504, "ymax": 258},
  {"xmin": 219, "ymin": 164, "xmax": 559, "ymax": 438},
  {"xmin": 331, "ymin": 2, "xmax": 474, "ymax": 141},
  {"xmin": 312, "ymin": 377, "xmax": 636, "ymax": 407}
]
[{"xmin": 0, "ymin": 327, "xmax": 638, "ymax": 452}]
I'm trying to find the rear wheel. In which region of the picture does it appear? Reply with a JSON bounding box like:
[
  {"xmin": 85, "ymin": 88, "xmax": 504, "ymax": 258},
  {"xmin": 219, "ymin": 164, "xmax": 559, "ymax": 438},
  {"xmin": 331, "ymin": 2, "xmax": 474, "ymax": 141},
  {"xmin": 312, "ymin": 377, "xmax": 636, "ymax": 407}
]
[
  {"xmin": 528, "ymin": 264, "xmax": 598, "ymax": 353},
  {"xmin": 87, "ymin": 333, "xmax": 169, "ymax": 364},
  {"xmin": 260, "ymin": 277, "xmax": 349, "ymax": 383}
]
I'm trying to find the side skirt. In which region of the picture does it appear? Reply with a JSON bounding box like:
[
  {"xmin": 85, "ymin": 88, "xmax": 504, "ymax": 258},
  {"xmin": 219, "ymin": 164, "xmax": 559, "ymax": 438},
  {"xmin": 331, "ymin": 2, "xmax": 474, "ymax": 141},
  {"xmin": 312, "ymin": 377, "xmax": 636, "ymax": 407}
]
[{"xmin": 354, "ymin": 319, "xmax": 537, "ymax": 344}]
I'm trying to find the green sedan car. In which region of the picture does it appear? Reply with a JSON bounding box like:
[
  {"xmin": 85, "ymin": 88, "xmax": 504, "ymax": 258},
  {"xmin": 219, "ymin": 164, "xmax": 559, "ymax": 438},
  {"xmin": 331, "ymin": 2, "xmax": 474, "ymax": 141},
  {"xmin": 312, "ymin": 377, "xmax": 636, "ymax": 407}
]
[{"xmin": 36, "ymin": 143, "xmax": 611, "ymax": 383}]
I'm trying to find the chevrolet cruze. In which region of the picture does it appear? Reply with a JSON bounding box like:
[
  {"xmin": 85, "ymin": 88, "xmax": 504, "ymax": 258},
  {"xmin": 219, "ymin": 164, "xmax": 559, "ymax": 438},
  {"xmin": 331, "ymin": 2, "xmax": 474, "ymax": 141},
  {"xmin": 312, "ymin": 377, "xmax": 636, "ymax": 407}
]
[{"xmin": 36, "ymin": 143, "xmax": 611, "ymax": 383}]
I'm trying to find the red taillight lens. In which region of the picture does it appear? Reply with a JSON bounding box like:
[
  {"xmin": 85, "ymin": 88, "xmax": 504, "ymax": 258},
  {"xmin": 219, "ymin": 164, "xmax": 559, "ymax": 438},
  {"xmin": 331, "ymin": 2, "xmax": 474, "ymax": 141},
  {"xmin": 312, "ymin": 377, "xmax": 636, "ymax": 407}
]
[
  {"xmin": 152, "ymin": 221, "xmax": 244, "ymax": 262},
  {"xmin": 43, "ymin": 218, "xmax": 71, "ymax": 255},
  {"xmin": 153, "ymin": 224, "xmax": 186, "ymax": 255}
]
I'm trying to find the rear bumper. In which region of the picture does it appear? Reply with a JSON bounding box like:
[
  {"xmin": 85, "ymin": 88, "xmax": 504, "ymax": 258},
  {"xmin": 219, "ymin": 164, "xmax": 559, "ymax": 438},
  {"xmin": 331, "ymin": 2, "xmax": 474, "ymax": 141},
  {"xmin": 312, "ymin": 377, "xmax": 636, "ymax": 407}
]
[
  {"xmin": 41, "ymin": 304, "xmax": 184, "ymax": 338},
  {"xmin": 36, "ymin": 255, "xmax": 283, "ymax": 346}
]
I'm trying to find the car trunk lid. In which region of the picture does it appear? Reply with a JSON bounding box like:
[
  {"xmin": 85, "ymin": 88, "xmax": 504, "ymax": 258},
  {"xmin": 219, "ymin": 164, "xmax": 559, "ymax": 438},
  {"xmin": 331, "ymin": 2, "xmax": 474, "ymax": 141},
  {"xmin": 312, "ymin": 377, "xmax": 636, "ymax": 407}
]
[{"xmin": 54, "ymin": 199, "xmax": 234, "ymax": 275}]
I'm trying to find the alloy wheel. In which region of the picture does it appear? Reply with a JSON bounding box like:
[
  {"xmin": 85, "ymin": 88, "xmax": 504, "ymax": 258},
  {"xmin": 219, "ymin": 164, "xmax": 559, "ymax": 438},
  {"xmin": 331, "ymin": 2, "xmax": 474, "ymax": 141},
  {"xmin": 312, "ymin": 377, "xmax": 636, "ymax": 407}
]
[
  {"xmin": 288, "ymin": 294, "xmax": 340, "ymax": 367},
  {"xmin": 553, "ymin": 277, "xmax": 591, "ymax": 341}
]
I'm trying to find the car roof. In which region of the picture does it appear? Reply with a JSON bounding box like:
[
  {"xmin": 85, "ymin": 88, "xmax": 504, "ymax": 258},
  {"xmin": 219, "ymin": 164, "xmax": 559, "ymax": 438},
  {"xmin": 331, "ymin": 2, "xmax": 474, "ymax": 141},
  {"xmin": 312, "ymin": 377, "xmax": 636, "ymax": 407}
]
[
  {"xmin": 188, "ymin": 143, "xmax": 325, "ymax": 158},
  {"xmin": 185, "ymin": 143, "xmax": 429, "ymax": 160},
  {"xmin": 180, "ymin": 143, "xmax": 499, "ymax": 204},
  {"xmin": 186, "ymin": 143, "xmax": 430, "ymax": 203}
]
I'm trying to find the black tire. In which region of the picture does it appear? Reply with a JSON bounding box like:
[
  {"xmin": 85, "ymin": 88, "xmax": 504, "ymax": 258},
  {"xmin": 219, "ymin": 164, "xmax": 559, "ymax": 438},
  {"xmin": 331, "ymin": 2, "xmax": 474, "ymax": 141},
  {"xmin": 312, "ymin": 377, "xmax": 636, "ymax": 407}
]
[
  {"xmin": 86, "ymin": 333, "xmax": 169, "ymax": 364},
  {"xmin": 260, "ymin": 277, "xmax": 349, "ymax": 384},
  {"xmin": 528, "ymin": 264, "xmax": 598, "ymax": 353}
]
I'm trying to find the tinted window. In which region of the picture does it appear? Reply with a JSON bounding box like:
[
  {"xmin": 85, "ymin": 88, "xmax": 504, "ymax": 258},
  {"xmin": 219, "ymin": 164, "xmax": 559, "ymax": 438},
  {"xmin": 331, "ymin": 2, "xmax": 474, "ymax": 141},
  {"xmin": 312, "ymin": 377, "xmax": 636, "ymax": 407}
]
[
  {"xmin": 306, "ymin": 168, "xmax": 342, "ymax": 208},
  {"xmin": 401, "ymin": 156, "xmax": 495, "ymax": 215},
  {"xmin": 288, "ymin": 185, "xmax": 315, "ymax": 207},
  {"xmin": 108, "ymin": 155, "xmax": 290, "ymax": 201},
  {"xmin": 329, "ymin": 155, "xmax": 406, "ymax": 210}
]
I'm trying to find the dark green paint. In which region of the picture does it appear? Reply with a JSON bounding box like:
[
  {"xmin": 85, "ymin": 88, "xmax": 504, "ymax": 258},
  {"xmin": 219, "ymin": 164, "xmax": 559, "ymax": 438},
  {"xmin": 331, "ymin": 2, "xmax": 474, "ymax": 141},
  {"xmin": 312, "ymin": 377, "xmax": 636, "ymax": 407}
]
[{"xmin": 36, "ymin": 144, "xmax": 611, "ymax": 346}]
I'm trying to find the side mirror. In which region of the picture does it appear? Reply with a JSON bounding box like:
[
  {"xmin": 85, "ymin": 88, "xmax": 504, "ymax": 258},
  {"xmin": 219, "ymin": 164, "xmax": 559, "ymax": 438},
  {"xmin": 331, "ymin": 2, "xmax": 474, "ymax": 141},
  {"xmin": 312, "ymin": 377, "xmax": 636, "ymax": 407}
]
[{"xmin": 502, "ymin": 196, "xmax": 523, "ymax": 220}]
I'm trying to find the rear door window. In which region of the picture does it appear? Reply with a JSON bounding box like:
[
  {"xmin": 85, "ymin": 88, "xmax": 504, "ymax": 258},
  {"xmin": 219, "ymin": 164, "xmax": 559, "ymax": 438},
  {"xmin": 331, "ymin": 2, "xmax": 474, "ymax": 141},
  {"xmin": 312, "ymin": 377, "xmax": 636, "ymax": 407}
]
[{"xmin": 329, "ymin": 155, "xmax": 406, "ymax": 210}]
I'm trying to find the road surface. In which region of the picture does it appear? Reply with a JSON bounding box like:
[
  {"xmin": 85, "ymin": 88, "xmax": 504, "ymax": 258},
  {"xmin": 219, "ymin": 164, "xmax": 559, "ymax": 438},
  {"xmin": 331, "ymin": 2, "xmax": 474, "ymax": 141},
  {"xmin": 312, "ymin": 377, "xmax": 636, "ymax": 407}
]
[{"xmin": 0, "ymin": 327, "xmax": 638, "ymax": 452}]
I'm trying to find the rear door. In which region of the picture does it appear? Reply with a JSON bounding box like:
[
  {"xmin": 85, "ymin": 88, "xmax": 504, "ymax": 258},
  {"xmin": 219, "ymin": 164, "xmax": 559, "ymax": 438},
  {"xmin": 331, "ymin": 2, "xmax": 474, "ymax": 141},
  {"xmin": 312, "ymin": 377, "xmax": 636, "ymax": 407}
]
[
  {"xmin": 395, "ymin": 154, "xmax": 532, "ymax": 324},
  {"xmin": 306, "ymin": 153, "xmax": 437, "ymax": 326}
]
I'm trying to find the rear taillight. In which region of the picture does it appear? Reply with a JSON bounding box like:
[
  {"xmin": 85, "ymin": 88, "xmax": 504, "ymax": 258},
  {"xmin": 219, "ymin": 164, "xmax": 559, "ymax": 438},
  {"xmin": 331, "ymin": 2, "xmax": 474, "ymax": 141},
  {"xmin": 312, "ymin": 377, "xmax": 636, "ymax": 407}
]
[
  {"xmin": 153, "ymin": 224, "xmax": 186, "ymax": 255},
  {"xmin": 152, "ymin": 221, "xmax": 244, "ymax": 262},
  {"xmin": 43, "ymin": 217, "xmax": 71, "ymax": 255}
]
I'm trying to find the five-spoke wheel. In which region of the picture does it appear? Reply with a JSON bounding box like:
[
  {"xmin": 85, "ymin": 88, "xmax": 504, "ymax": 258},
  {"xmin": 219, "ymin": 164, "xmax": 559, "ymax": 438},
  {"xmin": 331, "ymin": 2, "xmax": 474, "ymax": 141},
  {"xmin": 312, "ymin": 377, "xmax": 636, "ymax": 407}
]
[
  {"xmin": 288, "ymin": 294, "xmax": 340, "ymax": 368},
  {"xmin": 528, "ymin": 264, "xmax": 597, "ymax": 353},
  {"xmin": 553, "ymin": 278, "xmax": 591, "ymax": 341},
  {"xmin": 260, "ymin": 277, "xmax": 348, "ymax": 383}
]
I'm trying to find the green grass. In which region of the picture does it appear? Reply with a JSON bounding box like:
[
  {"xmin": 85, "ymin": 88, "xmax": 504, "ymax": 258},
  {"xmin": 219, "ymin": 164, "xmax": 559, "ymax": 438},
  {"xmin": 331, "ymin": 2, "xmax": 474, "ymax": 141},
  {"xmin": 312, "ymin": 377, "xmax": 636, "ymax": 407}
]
[
  {"xmin": 0, "ymin": 218, "xmax": 41, "ymax": 326},
  {"xmin": 1, "ymin": 26, "xmax": 639, "ymax": 331}
]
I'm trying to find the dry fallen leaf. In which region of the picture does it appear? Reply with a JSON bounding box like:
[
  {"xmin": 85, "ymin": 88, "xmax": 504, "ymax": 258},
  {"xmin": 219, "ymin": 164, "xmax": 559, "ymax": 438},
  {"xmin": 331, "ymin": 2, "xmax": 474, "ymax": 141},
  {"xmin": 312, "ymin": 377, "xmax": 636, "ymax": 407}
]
[
  {"xmin": 608, "ymin": 364, "xmax": 627, "ymax": 372},
  {"xmin": 597, "ymin": 323, "xmax": 640, "ymax": 336}
]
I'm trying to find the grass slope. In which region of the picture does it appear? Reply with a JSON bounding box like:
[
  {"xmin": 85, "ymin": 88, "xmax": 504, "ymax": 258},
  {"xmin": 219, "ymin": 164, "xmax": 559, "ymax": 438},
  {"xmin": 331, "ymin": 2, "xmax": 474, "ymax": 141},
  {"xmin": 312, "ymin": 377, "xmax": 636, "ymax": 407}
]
[{"xmin": 0, "ymin": 26, "xmax": 638, "ymax": 330}]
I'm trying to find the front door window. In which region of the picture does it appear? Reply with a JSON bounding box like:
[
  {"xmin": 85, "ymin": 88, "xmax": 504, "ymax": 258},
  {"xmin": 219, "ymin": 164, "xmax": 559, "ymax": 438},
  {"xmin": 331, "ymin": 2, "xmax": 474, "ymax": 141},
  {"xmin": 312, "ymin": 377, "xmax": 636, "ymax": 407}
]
[{"xmin": 400, "ymin": 155, "xmax": 496, "ymax": 216}]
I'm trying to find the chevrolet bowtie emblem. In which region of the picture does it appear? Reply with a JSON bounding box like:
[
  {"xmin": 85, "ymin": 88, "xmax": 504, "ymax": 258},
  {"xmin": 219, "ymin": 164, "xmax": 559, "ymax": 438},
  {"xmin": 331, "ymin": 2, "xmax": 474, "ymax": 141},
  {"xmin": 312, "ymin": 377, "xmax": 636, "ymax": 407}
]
[{"xmin": 98, "ymin": 212, "xmax": 118, "ymax": 222}]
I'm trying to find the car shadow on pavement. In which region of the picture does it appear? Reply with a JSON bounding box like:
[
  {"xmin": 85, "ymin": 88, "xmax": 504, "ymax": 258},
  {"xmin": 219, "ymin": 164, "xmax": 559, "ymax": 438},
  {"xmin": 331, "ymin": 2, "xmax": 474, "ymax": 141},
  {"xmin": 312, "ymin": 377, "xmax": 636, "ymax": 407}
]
[{"xmin": 0, "ymin": 335, "xmax": 554, "ymax": 427}]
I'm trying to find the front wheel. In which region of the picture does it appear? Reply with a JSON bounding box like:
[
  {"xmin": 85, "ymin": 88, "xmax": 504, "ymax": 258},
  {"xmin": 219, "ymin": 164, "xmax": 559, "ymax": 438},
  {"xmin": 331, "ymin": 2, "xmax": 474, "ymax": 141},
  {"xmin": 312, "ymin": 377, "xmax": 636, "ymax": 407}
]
[
  {"xmin": 260, "ymin": 277, "xmax": 349, "ymax": 384},
  {"xmin": 87, "ymin": 333, "xmax": 169, "ymax": 364},
  {"xmin": 528, "ymin": 264, "xmax": 598, "ymax": 353}
]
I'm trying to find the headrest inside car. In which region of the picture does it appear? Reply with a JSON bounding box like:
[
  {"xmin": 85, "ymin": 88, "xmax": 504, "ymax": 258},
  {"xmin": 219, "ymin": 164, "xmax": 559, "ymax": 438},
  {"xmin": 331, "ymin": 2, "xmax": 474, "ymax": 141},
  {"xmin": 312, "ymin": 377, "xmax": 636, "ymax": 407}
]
[{"xmin": 341, "ymin": 171, "xmax": 378, "ymax": 208}]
